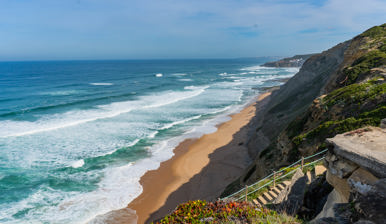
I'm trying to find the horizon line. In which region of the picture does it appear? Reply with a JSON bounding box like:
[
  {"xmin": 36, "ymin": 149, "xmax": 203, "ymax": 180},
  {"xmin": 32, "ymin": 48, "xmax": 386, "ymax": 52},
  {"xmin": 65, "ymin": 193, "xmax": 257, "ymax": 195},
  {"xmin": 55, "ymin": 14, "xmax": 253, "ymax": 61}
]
[{"xmin": 0, "ymin": 56, "xmax": 292, "ymax": 63}]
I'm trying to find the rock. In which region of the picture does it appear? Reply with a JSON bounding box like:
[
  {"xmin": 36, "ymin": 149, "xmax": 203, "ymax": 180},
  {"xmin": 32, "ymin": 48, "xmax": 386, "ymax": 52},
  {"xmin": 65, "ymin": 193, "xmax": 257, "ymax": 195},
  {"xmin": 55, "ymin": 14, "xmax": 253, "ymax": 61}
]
[
  {"xmin": 314, "ymin": 189, "xmax": 348, "ymax": 220},
  {"xmin": 353, "ymin": 220, "xmax": 375, "ymax": 224},
  {"xmin": 326, "ymin": 170, "xmax": 351, "ymax": 202},
  {"xmin": 299, "ymin": 173, "xmax": 333, "ymax": 220},
  {"xmin": 355, "ymin": 179, "xmax": 386, "ymax": 223},
  {"xmin": 311, "ymin": 217, "xmax": 340, "ymax": 224},
  {"xmin": 326, "ymin": 127, "xmax": 386, "ymax": 178},
  {"xmin": 381, "ymin": 118, "xmax": 386, "ymax": 129},
  {"xmin": 325, "ymin": 152, "xmax": 359, "ymax": 178},
  {"xmin": 272, "ymin": 169, "xmax": 308, "ymax": 215},
  {"xmin": 272, "ymin": 169, "xmax": 303, "ymax": 204},
  {"xmin": 315, "ymin": 165, "xmax": 327, "ymax": 176},
  {"xmin": 348, "ymin": 168, "xmax": 379, "ymax": 195}
]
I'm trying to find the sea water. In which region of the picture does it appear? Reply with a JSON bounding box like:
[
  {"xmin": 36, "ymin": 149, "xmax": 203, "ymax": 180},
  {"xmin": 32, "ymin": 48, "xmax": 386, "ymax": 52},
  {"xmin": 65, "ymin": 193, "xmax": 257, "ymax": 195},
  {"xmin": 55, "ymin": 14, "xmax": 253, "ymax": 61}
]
[{"xmin": 0, "ymin": 59, "xmax": 298, "ymax": 223}]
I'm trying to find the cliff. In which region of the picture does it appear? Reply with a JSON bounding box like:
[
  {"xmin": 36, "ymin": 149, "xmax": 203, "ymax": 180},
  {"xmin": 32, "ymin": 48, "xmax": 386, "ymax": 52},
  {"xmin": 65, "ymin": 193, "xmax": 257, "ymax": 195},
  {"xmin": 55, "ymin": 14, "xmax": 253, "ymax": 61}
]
[
  {"xmin": 262, "ymin": 54, "xmax": 316, "ymax": 67},
  {"xmin": 223, "ymin": 23, "xmax": 385, "ymax": 196},
  {"xmin": 313, "ymin": 126, "xmax": 386, "ymax": 223}
]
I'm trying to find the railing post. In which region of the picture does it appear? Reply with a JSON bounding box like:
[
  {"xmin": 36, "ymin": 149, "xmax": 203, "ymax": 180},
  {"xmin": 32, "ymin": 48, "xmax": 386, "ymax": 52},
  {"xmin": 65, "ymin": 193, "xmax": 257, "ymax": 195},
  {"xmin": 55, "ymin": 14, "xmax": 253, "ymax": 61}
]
[
  {"xmin": 301, "ymin": 156, "xmax": 304, "ymax": 172},
  {"xmin": 273, "ymin": 171, "xmax": 276, "ymax": 188},
  {"xmin": 245, "ymin": 185, "xmax": 248, "ymax": 202}
]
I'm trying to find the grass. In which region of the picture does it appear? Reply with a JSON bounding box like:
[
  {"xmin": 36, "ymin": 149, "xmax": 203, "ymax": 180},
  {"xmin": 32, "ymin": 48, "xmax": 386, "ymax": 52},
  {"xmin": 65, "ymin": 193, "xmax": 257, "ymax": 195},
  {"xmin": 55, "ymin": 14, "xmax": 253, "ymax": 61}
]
[
  {"xmin": 322, "ymin": 81, "xmax": 386, "ymax": 108},
  {"xmin": 292, "ymin": 105, "xmax": 385, "ymax": 147},
  {"xmin": 360, "ymin": 23, "xmax": 386, "ymax": 39},
  {"xmin": 341, "ymin": 50, "xmax": 386, "ymax": 85}
]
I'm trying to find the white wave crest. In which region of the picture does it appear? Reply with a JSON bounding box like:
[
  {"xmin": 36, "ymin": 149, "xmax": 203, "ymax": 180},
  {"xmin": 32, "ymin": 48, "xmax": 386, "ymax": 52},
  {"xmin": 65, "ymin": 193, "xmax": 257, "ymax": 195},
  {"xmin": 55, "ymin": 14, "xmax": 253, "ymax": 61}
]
[
  {"xmin": 0, "ymin": 87, "xmax": 208, "ymax": 138},
  {"xmin": 90, "ymin": 83, "xmax": 114, "ymax": 86},
  {"xmin": 178, "ymin": 78, "xmax": 193, "ymax": 82},
  {"xmin": 71, "ymin": 159, "xmax": 85, "ymax": 168}
]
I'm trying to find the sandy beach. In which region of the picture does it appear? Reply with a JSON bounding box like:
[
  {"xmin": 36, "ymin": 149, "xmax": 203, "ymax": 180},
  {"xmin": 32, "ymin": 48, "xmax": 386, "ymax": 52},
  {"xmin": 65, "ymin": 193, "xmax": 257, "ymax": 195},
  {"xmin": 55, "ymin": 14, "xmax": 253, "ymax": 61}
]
[{"xmin": 125, "ymin": 92, "xmax": 272, "ymax": 223}]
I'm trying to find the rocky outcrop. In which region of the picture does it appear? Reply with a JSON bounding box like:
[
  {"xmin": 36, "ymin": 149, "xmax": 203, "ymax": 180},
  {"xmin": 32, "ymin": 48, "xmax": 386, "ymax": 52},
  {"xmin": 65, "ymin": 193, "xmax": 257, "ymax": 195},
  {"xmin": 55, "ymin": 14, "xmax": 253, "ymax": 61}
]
[
  {"xmin": 313, "ymin": 127, "xmax": 386, "ymax": 223},
  {"xmin": 271, "ymin": 169, "xmax": 308, "ymax": 215},
  {"xmin": 326, "ymin": 127, "xmax": 386, "ymax": 178},
  {"xmin": 262, "ymin": 54, "xmax": 316, "ymax": 67}
]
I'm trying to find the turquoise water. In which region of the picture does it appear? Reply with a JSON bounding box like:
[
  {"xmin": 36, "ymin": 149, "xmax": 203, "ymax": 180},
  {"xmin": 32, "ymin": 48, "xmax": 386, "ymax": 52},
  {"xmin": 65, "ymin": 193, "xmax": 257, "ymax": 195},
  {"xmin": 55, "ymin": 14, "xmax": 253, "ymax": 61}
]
[{"xmin": 0, "ymin": 59, "xmax": 298, "ymax": 223}]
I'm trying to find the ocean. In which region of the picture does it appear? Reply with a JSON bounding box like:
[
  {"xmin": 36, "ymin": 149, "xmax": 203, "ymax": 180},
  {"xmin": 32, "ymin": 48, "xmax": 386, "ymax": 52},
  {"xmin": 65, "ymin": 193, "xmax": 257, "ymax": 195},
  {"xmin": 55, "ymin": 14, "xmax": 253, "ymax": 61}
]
[{"xmin": 0, "ymin": 59, "xmax": 298, "ymax": 223}]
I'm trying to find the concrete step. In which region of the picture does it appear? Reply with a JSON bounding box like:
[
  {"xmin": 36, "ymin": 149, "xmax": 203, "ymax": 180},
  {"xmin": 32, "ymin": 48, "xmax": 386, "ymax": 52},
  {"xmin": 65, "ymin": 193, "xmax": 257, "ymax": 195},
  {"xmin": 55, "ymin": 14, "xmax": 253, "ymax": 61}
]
[
  {"xmin": 271, "ymin": 187, "xmax": 281, "ymax": 195},
  {"xmin": 257, "ymin": 195, "xmax": 267, "ymax": 205},
  {"xmin": 262, "ymin": 192, "xmax": 273, "ymax": 201},
  {"xmin": 268, "ymin": 190, "xmax": 278, "ymax": 198},
  {"xmin": 282, "ymin": 181, "xmax": 291, "ymax": 186},
  {"xmin": 253, "ymin": 199, "xmax": 261, "ymax": 207}
]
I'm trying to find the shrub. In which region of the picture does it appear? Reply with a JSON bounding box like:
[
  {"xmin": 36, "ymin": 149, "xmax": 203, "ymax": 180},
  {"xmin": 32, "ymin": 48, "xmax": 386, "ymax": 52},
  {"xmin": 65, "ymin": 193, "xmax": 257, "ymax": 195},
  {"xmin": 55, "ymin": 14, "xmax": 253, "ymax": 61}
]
[{"xmin": 155, "ymin": 200, "xmax": 301, "ymax": 224}]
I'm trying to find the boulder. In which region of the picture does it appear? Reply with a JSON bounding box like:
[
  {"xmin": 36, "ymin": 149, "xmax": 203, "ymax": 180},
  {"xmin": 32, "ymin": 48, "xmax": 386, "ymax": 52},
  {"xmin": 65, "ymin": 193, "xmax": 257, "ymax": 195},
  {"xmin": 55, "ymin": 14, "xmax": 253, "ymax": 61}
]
[{"xmin": 355, "ymin": 179, "xmax": 386, "ymax": 223}]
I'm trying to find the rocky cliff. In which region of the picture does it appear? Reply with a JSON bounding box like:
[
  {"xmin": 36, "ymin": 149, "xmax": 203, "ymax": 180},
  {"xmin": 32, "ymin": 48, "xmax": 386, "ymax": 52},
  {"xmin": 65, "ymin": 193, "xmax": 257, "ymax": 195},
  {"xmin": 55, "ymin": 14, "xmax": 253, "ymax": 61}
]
[
  {"xmin": 262, "ymin": 54, "xmax": 316, "ymax": 67},
  {"xmin": 223, "ymin": 23, "xmax": 386, "ymax": 197},
  {"xmin": 313, "ymin": 126, "xmax": 386, "ymax": 223}
]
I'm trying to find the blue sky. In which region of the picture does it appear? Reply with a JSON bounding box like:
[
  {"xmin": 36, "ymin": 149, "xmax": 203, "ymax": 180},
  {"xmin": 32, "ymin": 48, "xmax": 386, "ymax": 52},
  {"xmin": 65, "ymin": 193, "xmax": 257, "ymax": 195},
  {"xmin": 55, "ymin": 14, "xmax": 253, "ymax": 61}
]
[{"xmin": 0, "ymin": 0, "xmax": 385, "ymax": 60}]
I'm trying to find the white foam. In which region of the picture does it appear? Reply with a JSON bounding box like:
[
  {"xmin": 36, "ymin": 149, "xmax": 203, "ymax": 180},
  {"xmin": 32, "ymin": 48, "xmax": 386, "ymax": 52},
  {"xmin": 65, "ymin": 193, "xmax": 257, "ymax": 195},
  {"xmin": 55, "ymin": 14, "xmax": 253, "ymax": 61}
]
[
  {"xmin": 184, "ymin": 85, "xmax": 209, "ymax": 90},
  {"xmin": 284, "ymin": 67, "xmax": 300, "ymax": 73},
  {"xmin": 40, "ymin": 90, "xmax": 80, "ymax": 96},
  {"xmin": 90, "ymin": 83, "xmax": 114, "ymax": 86},
  {"xmin": 178, "ymin": 78, "xmax": 193, "ymax": 82},
  {"xmin": 155, "ymin": 73, "xmax": 163, "ymax": 77},
  {"xmin": 71, "ymin": 159, "xmax": 85, "ymax": 168},
  {"xmin": 240, "ymin": 65, "xmax": 266, "ymax": 71},
  {"xmin": 159, "ymin": 115, "xmax": 202, "ymax": 131},
  {"xmin": 0, "ymin": 88, "xmax": 208, "ymax": 138},
  {"xmin": 104, "ymin": 139, "xmax": 140, "ymax": 156},
  {"xmin": 172, "ymin": 73, "xmax": 187, "ymax": 76}
]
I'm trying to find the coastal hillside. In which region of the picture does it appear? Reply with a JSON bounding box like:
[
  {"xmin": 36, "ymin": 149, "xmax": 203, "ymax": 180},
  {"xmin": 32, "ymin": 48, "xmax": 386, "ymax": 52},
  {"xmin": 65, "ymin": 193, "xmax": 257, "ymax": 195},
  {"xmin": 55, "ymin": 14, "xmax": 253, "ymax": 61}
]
[
  {"xmin": 224, "ymin": 23, "xmax": 385, "ymax": 193},
  {"xmin": 262, "ymin": 54, "xmax": 316, "ymax": 67},
  {"xmin": 153, "ymin": 24, "xmax": 385, "ymax": 224}
]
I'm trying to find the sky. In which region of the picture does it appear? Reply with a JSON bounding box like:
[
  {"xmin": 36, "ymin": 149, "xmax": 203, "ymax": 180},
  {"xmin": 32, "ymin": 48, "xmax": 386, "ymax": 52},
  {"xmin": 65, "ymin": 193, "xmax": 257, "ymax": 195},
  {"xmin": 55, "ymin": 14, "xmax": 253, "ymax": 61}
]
[{"xmin": 0, "ymin": 0, "xmax": 385, "ymax": 60}]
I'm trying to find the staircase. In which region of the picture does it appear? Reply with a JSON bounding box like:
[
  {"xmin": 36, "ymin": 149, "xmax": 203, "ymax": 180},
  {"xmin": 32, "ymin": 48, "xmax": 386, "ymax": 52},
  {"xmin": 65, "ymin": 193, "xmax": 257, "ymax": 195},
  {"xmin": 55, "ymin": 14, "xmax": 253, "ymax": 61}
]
[
  {"xmin": 250, "ymin": 165, "xmax": 327, "ymax": 207},
  {"xmin": 252, "ymin": 181, "xmax": 291, "ymax": 206},
  {"xmin": 221, "ymin": 149, "xmax": 329, "ymax": 205}
]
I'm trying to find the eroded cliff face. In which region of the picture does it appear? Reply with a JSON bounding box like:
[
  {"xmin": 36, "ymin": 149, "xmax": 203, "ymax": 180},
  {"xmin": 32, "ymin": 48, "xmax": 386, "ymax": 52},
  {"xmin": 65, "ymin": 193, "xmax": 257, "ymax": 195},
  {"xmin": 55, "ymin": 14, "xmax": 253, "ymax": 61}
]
[{"xmin": 223, "ymin": 24, "xmax": 386, "ymax": 196}]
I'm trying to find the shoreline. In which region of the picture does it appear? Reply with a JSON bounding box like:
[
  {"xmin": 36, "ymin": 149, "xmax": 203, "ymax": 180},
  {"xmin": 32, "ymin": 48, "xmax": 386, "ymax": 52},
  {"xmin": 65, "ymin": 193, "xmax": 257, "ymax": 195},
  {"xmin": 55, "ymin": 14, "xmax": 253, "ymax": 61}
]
[{"xmin": 125, "ymin": 91, "xmax": 272, "ymax": 223}]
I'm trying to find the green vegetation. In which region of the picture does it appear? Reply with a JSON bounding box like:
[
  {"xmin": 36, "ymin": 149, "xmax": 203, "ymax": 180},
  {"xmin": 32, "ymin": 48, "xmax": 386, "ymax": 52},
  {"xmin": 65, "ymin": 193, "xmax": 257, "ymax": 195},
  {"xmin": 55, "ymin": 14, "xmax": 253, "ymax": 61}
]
[
  {"xmin": 341, "ymin": 50, "xmax": 386, "ymax": 85},
  {"xmin": 360, "ymin": 23, "xmax": 386, "ymax": 40},
  {"xmin": 359, "ymin": 24, "xmax": 386, "ymax": 51},
  {"xmin": 292, "ymin": 75, "xmax": 386, "ymax": 147},
  {"xmin": 323, "ymin": 79, "xmax": 386, "ymax": 108},
  {"xmin": 292, "ymin": 107, "xmax": 384, "ymax": 146},
  {"xmin": 155, "ymin": 200, "xmax": 301, "ymax": 224}
]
